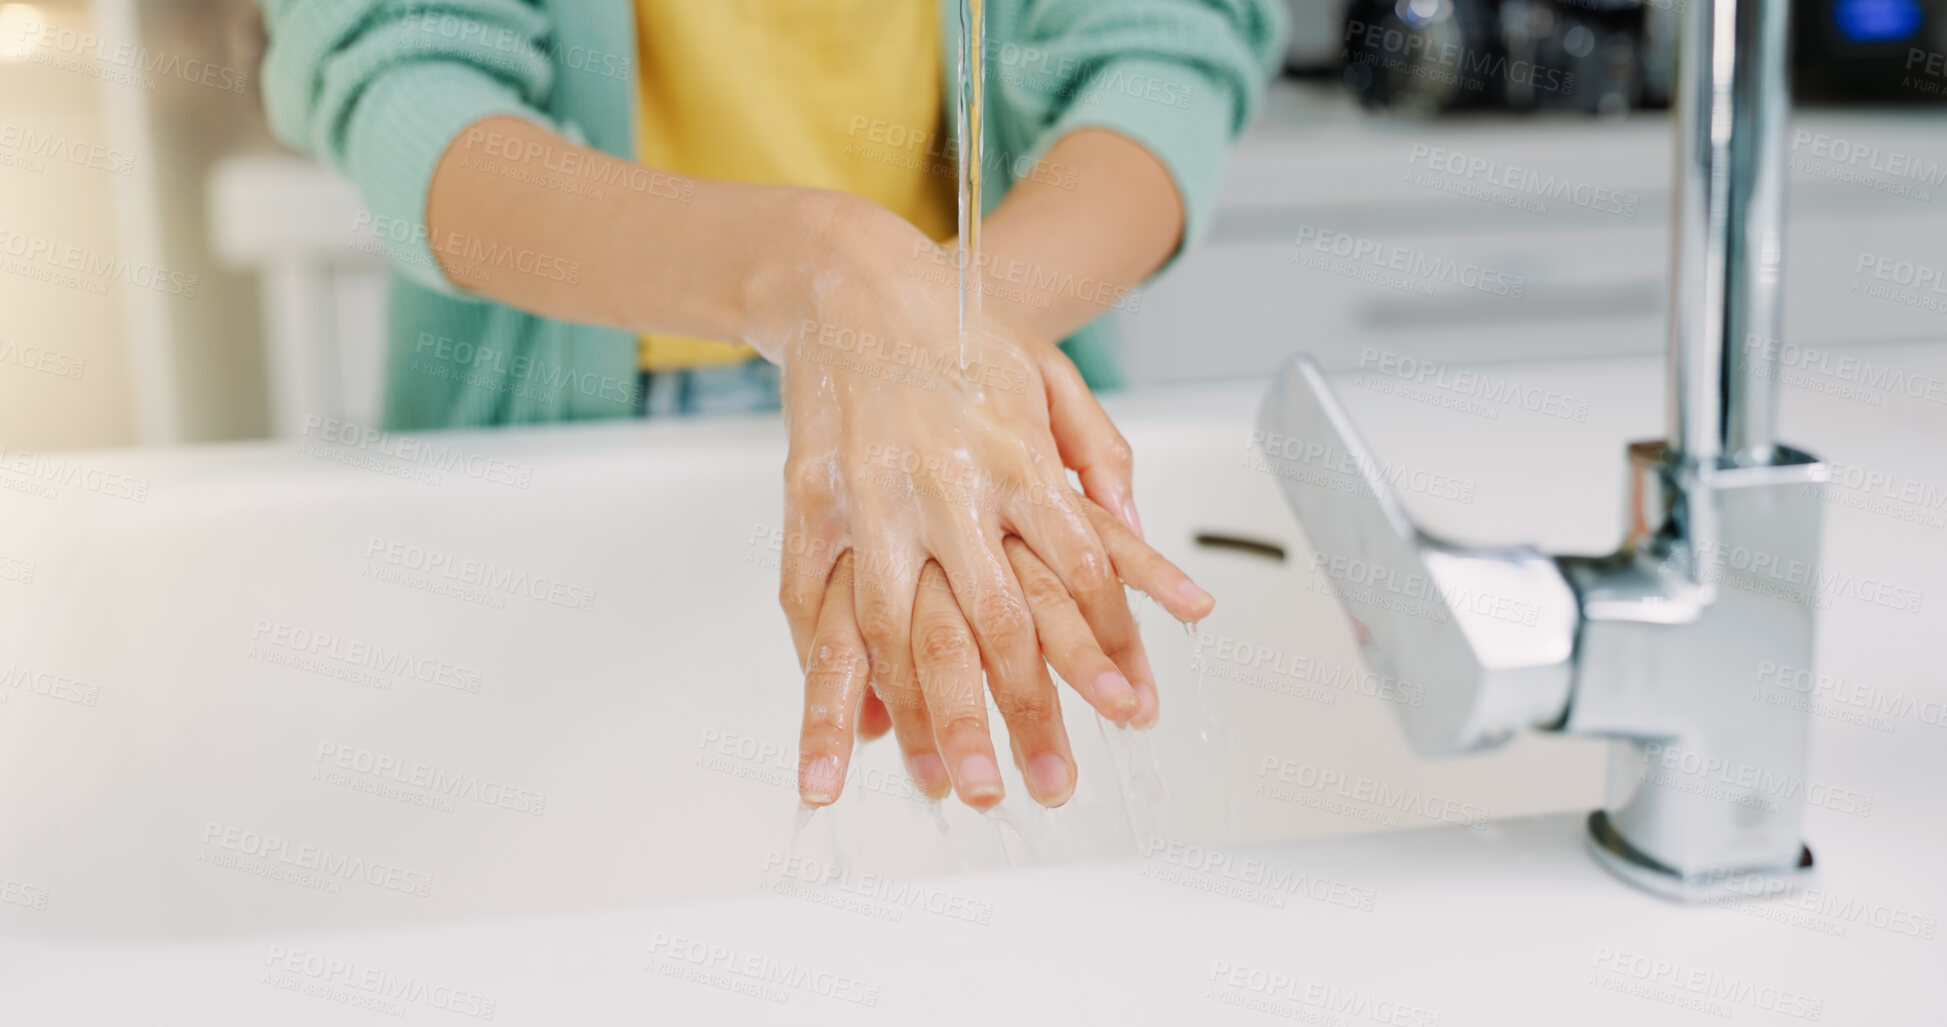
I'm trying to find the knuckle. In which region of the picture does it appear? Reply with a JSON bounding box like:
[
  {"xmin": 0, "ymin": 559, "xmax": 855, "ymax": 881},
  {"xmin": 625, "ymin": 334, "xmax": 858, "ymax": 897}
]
[
  {"xmin": 803, "ymin": 638, "xmax": 866, "ymax": 682},
  {"xmin": 1103, "ymin": 434, "xmax": 1134, "ymax": 470},
  {"xmin": 937, "ymin": 710, "xmax": 989, "ymax": 743},
  {"xmin": 853, "ymin": 594, "xmax": 905, "ymax": 644},
  {"xmin": 1058, "ymin": 549, "xmax": 1118, "ymax": 602},
  {"xmin": 976, "ymin": 594, "xmax": 1035, "ymax": 652},
  {"xmin": 916, "ymin": 622, "xmax": 976, "ymax": 667},
  {"xmin": 1020, "ymin": 565, "xmax": 1072, "ymax": 608},
  {"xmin": 996, "ymin": 689, "xmax": 1058, "ymax": 727},
  {"xmin": 783, "ymin": 455, "xmax": 836, "ymax": 502}
]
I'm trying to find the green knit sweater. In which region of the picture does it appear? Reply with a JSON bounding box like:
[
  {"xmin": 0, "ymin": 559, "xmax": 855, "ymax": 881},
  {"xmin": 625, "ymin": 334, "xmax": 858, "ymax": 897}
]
[{"xmin": 256, "ymin": 0, "xmax": 1287, "ymax": 429}]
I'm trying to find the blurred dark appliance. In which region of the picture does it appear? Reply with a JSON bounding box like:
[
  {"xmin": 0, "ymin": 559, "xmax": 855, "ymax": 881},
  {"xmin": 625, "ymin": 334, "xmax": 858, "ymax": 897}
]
[
  {"xmin": 1330, "ymin": 0, "xmax": 1947, "ymax": 114},
  {"xmin": 1338, "ymin": 0, "xmax": 1669, "ymax": 115},
  {"xmin": 1795, "ymin": 0, "xmax": 1947, "ymax": 101}
]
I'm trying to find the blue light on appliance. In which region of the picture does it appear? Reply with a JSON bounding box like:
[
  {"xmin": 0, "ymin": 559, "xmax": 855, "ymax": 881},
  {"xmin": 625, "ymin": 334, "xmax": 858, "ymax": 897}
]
[{"xmin": 1833, "ymin": 0, "xmax": 1924, "ymax": 44}]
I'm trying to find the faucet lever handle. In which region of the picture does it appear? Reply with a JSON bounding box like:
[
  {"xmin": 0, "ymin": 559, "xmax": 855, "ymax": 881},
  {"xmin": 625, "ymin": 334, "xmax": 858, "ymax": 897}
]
[{"xmin": 1257, "ymin": 357, "xmax": 1580, "ymax": 754}]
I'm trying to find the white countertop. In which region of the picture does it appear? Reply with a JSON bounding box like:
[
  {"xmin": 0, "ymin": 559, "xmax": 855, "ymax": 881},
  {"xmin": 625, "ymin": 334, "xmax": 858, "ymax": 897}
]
[{"xmin": 3, "ymin": 342, "xmax": 1943, "ymax": 1024}]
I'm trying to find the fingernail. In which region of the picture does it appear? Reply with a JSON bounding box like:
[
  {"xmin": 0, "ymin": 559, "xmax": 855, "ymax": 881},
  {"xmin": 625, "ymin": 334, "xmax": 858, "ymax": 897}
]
[
  {"xmin": 801, "ymin": 755, "xmax": 841, "ymax": 804},
  {"xmin": 909, "ymin": 753, "xmax": 949, "ymax": 796},
  {"xmin": 1026, "ymin": 754, "xmax": 1072, "ymax": 805},
  {"xmin": 1120, "ymin": 499, "xmax": 1145, "ymax": 539},
  {"xmin": 1176, "ymin": 579, "xmax": 1213, "ymax": 609},
  {"xmin": 1132, "ymin": 685, "xmax": 1159, "ymax": 729},
  {"xmin": 1095, "ymin": 670, "xmax": 1139, "ymax": 720},
  {"xmin": 957, "ymin": 754, "xmax": 1004, "ymax": 804}
]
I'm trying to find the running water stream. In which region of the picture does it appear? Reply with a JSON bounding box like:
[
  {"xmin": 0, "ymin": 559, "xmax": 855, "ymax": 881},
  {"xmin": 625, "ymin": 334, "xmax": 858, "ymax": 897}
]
[{"xmin": 955, "ymin": 0, "xmax": 985, "ymax": 365}]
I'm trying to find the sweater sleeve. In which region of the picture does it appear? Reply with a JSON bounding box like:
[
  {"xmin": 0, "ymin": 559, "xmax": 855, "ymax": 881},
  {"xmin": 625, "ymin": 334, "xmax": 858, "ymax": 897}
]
[
  {"xmin": 1005, "ymin": 0, "xmax": 1288, "ymax": 266},
  {"xmin": 255, "ymin": 0, "xmax": 565, "ymax": 295}
]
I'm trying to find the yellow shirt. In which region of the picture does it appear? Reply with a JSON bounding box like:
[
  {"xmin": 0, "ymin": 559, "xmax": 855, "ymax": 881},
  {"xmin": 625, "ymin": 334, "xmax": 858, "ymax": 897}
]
[{"xmin": 634, "ymin": 0, "xmax": 958, "ymax": 370}]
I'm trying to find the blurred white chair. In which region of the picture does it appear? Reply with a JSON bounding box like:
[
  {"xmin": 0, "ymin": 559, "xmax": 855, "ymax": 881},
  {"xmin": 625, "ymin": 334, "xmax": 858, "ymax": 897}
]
[{"xmin": 207, "ymin": 154, "xmax": 390, "ymax": 437}]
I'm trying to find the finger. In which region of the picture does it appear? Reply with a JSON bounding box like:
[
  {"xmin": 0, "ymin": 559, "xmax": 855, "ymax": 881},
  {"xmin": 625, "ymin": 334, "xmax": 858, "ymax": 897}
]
[
  {"xmin": 1002, "ymin": 535, "xmax": 1140, "ymax": 725},
  {"xmin": 912, "ymin": 560, "xmax": 1006, "ymax": 809},
  {"xmin": 1037, "ymin": 346, "xmax": 1140, "ymax": 538},
  {"xmin": 858, "ymin": 691, "xmax": 893, "ymax": 741},
  {"xmin": 779, "ymin": 454, "xmax": 845, "ymax": 667},
  {"xmin": 853, "ymin": 546, "xmax": 950, "ymax": 800},
  {"xmin": 1083, "ymin": 497, "xmax": 1215, "ymax": 623},
  {"xmin": 959, "ymin": 541, "xmax": 1076, "ymax": 808},
  {"xmin": 798, "ymin": 552, "xmax": 871, "ymax": 806},
  {"xmin": 1003, "ymin": 475, "xmax": 1155, "ymax": 725}
]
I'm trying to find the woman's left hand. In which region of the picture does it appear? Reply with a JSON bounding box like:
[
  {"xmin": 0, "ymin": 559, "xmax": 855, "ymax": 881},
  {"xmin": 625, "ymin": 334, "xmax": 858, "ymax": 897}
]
[{"xmin": 793, "ymin": 497, "xmax": 1209, "ymax": 809}]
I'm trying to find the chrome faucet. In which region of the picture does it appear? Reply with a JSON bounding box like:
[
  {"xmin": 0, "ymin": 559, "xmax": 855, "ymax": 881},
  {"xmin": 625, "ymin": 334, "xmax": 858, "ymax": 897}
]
[{"xmin": 1259, "ymin": 0, "xmax": 1823, "ymax": 900}]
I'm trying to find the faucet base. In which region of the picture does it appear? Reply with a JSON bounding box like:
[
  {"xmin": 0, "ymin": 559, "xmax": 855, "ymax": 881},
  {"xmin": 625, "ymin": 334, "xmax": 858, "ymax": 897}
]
[{"xmin": 1584, "ymin": 810, "xmax": 1814, "ymax": 902}]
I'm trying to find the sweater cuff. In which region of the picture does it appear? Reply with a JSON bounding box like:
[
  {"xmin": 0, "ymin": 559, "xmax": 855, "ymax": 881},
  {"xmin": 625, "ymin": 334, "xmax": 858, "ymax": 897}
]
[
  {"xmin": 1039, "ymin": 55, "xmax": 1239, "ymax": 271},
  {"xmin": 342, "ymin": 61, "xmax": 560, "ymax": 297}
]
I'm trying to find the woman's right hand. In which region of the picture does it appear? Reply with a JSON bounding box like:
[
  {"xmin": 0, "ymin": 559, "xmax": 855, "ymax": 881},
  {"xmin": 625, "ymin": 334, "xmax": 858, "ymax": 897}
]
[{"xmin": 744, "ymin": 195, "xmax": 1212, "ymax": 808}]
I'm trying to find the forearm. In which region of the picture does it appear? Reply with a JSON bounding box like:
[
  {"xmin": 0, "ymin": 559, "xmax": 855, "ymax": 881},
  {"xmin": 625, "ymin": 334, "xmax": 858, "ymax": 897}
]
[
  {"xmin": 424, "ymin": 116, "xmax": 890, "ymax": 361},
  {"xmin": 973, "ymin": 128, "xmax": 1186, "ymax": 342}
]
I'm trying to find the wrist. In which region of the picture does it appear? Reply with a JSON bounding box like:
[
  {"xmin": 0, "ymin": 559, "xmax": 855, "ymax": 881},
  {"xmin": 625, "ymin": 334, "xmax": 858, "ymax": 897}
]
[{"xmin": 739, "ymin": 190, "xmax": 924, "ymax": 363}]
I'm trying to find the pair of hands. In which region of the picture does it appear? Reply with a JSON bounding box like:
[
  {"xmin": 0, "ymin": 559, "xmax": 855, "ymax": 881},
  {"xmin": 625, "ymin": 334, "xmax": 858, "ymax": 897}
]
[{"xmin": 747, "ymin": 200, "xmax": 1214, "ymax": 811}]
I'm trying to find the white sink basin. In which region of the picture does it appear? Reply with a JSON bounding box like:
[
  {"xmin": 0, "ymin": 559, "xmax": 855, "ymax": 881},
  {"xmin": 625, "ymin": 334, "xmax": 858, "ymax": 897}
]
[{"xmin": 1, "ymin": 343, "xmax": 1939, "ymax": 1022}]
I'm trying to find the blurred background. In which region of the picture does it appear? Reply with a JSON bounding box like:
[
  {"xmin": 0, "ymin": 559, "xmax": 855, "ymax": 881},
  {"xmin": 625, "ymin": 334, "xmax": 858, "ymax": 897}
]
[{"xmin": 2, "ymin": 0, "xmax": 1944, "ymax": 450}]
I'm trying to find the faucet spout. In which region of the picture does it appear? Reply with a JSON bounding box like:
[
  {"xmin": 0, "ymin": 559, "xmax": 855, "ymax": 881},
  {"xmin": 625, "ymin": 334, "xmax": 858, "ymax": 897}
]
[{"xmin": 1668, "ymin": 0, "xmax": 1792, "ymax": 470}]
